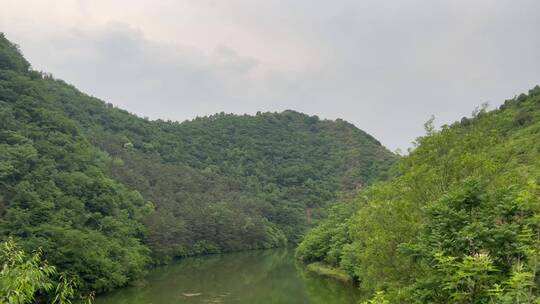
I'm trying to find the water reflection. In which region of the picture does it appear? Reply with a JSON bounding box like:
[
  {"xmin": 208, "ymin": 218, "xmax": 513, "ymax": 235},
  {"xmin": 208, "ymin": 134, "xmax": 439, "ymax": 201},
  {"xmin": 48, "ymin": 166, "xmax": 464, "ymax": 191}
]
[{"xmin": 96, "ymin": 249, "xmax": 360, "ymax": 304}]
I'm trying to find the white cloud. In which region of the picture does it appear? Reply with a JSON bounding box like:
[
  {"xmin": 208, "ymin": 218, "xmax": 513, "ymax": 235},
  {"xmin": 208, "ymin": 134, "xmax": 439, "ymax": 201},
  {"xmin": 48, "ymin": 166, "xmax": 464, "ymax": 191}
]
[{"xmin": 1, "ymin": 0, "xmax": 539, "ymax": 150}]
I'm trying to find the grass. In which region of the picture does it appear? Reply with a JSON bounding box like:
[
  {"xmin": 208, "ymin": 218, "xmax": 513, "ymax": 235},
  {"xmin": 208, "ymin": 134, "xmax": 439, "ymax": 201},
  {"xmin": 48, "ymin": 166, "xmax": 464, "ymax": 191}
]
[{"xmin": 306, "ymin": 262, "xmax": 352, "ymax": 283}]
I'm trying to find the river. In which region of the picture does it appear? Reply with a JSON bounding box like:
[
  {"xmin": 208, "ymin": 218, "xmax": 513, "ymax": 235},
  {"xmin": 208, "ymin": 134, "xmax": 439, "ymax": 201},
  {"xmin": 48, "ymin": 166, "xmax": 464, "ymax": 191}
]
[{"xmin": 96, "ymin": 249, "xmax": 361, "ymax": 304}]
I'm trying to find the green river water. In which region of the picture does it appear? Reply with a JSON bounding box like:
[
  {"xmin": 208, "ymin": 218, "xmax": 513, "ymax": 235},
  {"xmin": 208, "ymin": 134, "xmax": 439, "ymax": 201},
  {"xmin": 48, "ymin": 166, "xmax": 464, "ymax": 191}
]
[{"xmin": 96, "ymin": 249, "xmax": 361, "ymax": 304}]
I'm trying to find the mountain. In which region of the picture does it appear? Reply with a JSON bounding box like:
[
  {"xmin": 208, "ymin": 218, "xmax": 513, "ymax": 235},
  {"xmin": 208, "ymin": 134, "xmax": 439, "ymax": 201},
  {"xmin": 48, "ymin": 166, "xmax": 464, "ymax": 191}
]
[
  {"xmin": 296, "ymin": 84, "xmax": 540, "ymax": 302},
  {"xmin": 0, "ymin": 33, "xmax": 396, "ymax": 293}
]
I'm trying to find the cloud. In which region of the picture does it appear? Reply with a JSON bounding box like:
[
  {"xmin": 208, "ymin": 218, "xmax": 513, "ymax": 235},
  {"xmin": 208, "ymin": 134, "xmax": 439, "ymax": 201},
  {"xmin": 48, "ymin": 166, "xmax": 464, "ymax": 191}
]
[
  {"xmin": 1, "ymin": 0, "xmax": 539, "ymax": 150},
  {"xmin": 11, "ymin": 22, "xmax": 268, "ymax": 118}
]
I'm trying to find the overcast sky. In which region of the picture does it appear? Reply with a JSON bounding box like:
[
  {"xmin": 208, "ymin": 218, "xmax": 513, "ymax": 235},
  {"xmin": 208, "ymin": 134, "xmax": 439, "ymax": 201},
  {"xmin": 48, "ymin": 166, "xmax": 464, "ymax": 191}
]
[{"xmin": 1, "ymin": 1, "xmax": 539, "ymax": 151}]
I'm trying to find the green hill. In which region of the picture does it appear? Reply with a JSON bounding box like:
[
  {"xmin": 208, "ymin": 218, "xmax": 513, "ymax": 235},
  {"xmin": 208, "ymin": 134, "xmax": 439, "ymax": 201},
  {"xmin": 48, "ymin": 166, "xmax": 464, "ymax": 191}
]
[
  {"xmin": 297, "ymin": 84, "xmax": 540, "ymax": 302},
  {"xmin": 0, "ymin": 33, "xmax": 396, "ymax": 293}
]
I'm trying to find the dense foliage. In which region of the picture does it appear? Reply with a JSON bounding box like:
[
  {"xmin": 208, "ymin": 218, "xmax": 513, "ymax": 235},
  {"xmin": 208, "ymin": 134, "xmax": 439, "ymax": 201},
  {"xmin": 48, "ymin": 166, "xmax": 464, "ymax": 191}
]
[
  {"xmin": 0, "ymin": 239, "xmax": 88, "ymax": 304},
  {"xmin": 297, "ymin": 86, "xmax": 540, "ymax": 303},
  {"xmin": 0, "ymin": 32, "xmax": 396, "ymax": 296}
]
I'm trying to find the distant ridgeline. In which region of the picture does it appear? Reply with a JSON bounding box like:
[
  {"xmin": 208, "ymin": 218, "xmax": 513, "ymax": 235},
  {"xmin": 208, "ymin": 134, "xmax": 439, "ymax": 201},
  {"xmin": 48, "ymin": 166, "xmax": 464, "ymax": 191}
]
[
  {"xmin": 297, "ymin": 83, "xmax": 540, "ymax": 302},
  {"xmin": 0, "ymin": 34, "xmax": 396, "ymax": 293}
]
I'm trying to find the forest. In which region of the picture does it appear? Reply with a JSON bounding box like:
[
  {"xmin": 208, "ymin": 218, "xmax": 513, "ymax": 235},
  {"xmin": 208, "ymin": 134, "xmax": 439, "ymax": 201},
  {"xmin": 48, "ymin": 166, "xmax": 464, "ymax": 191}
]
[{"xmin": 0, "ymin": 33, "xmax": 397, "ymax": 302}]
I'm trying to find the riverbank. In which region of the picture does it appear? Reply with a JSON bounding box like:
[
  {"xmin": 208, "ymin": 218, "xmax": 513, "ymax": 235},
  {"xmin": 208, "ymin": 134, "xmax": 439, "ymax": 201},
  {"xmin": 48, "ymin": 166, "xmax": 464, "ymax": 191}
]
[{"xmin": 305, "ymin": 262, "xmax": 353, "ymax": 283}]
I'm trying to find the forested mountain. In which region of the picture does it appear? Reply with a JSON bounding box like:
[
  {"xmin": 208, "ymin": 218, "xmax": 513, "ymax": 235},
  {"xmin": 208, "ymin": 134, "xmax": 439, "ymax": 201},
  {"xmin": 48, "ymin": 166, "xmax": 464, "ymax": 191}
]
[
  {"xmin": 297, "ymin": 85, "xmax": 540, "ymax": 303},
  {"xmin": 0, "ymin": 33, "xmax": 396, "ymax": 295},
  {"xmin": 45, "ymin": 78, "xmax": 396, "ymax": 258}
]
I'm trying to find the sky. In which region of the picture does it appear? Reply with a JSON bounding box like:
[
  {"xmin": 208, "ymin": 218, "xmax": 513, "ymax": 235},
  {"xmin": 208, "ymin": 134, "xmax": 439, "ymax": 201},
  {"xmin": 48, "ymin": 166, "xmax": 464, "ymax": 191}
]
[{"xmin": 1, "ymin": 0, "xmax": 539, "ymax": 151}]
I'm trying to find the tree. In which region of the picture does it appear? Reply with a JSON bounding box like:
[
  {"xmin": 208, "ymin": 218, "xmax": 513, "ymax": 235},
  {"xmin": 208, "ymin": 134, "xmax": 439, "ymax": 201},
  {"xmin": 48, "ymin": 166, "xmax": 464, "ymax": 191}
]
[{"xmin": 0, "ymin": 238, "xmax": 83, "ymax": 304}]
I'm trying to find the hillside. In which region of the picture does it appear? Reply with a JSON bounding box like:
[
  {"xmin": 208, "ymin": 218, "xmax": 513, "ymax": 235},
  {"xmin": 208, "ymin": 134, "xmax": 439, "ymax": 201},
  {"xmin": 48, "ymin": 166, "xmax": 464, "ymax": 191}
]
[
  {"xmin": 42, "ymin": 71, "xmax": 397, "ymax": 262},
  {"xmin": 0, "ymin": 33, "xmax": 396, "ymax": 294},
  {"xmin": 0, "ymin": 35, "xmax": 152, "ymax": 293},
  {"xmin": 297, "ymin": 85, "xmax": 540, "ymax": 302}
]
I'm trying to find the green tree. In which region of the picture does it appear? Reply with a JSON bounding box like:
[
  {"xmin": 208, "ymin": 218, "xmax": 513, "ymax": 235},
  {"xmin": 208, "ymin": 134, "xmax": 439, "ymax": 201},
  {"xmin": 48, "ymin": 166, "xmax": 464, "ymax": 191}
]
[{"xmin": 0, "ymin": 239, "xmax": 78, "ymax": 304}]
